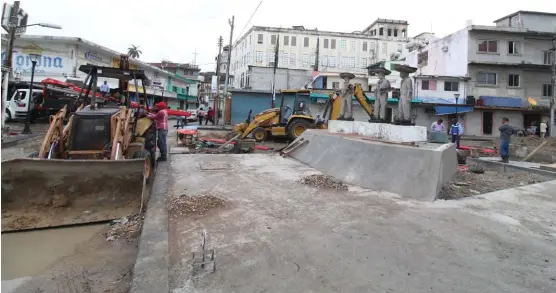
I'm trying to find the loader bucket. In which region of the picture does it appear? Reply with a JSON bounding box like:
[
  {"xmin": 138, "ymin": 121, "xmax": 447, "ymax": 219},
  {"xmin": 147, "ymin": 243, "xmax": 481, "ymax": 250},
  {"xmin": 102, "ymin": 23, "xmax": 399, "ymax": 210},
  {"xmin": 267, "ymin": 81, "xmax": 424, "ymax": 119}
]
[{"xmin": 1, "ymin": 158, "xmax": 147, "ymax": 232}]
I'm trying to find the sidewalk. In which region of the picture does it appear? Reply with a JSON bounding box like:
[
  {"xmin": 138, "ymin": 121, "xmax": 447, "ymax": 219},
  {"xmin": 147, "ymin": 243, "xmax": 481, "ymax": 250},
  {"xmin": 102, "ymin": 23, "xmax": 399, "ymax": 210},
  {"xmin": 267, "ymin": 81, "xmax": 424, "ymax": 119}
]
[{"xmin": 1, "ymin": 123, "xmax": 46, "ymax": 148}]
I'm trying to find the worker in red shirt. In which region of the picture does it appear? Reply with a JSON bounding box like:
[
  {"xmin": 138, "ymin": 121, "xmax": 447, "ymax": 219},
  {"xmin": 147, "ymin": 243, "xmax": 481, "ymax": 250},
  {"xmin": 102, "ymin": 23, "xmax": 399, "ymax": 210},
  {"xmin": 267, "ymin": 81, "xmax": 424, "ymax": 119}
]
[
  {"xmin": 206, "ymin": 107, "xmax": 215, "ymax": 125},
  {"xmin": 147, "ymin": 102, "xmax": 169, "ymax": 162}
]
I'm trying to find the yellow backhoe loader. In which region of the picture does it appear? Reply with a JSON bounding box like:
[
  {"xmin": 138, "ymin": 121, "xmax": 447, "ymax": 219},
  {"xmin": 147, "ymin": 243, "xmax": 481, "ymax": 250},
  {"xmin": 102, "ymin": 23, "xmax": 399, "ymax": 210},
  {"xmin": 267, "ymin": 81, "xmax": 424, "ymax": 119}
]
[
  {"xmin": 1, "ymin": 56, "xmax": 156, "ymax": 232},
  {"xmin": 232, "ymin": 89, "xmax": 316, "ymax": 142},
  {"xmin": 319, "ymin": 72, "xmax": 375, "ymax": 128}
]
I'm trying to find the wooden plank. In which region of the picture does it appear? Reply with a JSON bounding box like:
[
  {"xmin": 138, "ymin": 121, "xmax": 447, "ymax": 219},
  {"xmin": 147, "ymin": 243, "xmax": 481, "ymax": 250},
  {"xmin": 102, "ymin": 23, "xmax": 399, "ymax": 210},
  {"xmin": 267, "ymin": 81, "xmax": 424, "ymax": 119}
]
[
  {"xmin": 523, "ymin": 140, "xmax": 549, "ymax": 162},
  {"xmin": 540, "ymin": 163, "xmax": 556, "ymax": 172}
]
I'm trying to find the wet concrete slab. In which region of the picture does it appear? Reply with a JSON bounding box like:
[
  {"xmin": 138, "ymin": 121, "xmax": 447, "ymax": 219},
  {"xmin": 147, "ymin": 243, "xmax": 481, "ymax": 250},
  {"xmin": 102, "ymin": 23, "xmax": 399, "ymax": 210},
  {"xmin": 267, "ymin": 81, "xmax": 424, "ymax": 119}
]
[{"xmin": 167, "ymin": 154, "xmax": 556, "ymax": 293}]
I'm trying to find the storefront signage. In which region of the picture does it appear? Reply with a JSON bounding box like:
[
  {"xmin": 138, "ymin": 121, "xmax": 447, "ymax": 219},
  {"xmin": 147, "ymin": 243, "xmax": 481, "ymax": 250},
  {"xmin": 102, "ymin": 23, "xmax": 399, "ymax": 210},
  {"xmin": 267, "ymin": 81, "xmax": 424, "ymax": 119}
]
[
  {"xmin": 1, "ymin": 51, "xmax": 67, "ymax": 74},
  {"xmin": 84, "ymin": 51, "xmax": 103, "ymax": 62}
]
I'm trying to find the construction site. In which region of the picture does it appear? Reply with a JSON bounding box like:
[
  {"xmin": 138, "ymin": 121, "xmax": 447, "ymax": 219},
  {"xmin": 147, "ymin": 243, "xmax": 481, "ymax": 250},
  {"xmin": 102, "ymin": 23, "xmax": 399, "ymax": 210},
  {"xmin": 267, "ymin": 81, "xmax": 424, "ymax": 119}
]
[{"xmin": 2, "ymin": 64, "xmax": 556, "ymax": 293}]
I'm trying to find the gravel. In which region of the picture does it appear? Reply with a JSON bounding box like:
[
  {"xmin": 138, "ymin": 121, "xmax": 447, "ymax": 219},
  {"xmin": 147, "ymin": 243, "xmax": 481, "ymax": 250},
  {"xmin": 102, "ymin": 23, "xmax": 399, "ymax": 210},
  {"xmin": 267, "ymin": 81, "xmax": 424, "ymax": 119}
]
[
  {"xmin": 438, "ymin": 168, "xmax": 553, "ymax": 200},
  {"xmin": 168, "ymin": 194, "xmax": 226, "ymax": 217},
  {"xmin": 105, "ymin": 213, "xmax": 145, "ymax": 241},
  {"xmin": 298, "ymin": 174, "xmax": 348, "ymax": 190}
]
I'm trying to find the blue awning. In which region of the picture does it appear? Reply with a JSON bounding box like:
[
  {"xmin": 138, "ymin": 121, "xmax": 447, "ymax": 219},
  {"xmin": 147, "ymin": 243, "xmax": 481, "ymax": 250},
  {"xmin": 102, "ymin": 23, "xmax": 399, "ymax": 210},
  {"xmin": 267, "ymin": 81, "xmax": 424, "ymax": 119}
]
[{"xmin": 434, "ymin": 105, "xmax": 473, "ymax": 116}]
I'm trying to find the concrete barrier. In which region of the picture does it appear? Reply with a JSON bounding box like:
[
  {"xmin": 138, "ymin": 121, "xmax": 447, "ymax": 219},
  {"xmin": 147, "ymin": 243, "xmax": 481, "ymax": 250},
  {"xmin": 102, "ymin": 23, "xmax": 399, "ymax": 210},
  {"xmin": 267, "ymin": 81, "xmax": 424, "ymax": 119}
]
[
  {"xmin": 328, "ymin": 120, "xmax": 427, "ymax": 143},
  {"xmin": 287, "ymin": 130, "xmax": 457, "ymax": 201}
]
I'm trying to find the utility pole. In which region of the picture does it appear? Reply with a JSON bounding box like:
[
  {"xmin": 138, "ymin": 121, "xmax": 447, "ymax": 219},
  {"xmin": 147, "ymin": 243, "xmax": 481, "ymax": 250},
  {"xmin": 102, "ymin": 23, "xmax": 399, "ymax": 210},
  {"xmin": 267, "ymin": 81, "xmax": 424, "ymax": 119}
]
[
  {"xmin": 215, "ymin": 36, "xmax": 223, "ymax": 124},
  {"xmin": 223, "ymin": 16, "xmax": 234, "ymax": 101},
  {"xmin": 2, "ymin": 1, "xmax": 20, "ymax": 130},
  {"xmin": 192, "ymin": 49, "xmax": 199, "ymax": 65},
  {"xmin": 550, "ymin": 36, "xmax": 556, "ymax": 137}
]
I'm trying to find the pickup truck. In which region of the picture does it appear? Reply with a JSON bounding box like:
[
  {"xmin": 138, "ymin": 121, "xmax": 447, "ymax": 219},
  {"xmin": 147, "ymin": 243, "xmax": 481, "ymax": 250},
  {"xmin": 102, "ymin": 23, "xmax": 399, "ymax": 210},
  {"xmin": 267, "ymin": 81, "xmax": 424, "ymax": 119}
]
[{"xmin": 5, "ymin": 87, "xmax": 43, "ymax": 121}]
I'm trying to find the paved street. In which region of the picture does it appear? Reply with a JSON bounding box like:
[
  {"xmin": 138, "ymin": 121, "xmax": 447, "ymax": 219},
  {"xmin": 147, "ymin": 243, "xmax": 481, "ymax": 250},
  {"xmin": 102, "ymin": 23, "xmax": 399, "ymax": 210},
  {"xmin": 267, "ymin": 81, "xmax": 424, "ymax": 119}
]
[
  {"xmin": 1, "ymin": 122, "xmax": 48, "ymax": 161},
  {"xmin": 167, "ymin": 154, "xmax": 556, "ymax": 293}
]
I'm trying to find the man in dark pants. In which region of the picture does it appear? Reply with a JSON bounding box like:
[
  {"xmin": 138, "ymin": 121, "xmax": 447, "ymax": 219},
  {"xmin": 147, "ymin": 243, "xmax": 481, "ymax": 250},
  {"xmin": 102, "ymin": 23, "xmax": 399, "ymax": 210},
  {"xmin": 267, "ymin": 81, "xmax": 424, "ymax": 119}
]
[
  {"xmin": 147, "ymin": 102, "xmax": 169, "ymax": 162},
  {"xmin": 499, "ymin": 117, "xmax": 516, "ymax": 163},
  {"xmin": 449, "ymin": 118, "xmax": 463, "ymax": 149}
]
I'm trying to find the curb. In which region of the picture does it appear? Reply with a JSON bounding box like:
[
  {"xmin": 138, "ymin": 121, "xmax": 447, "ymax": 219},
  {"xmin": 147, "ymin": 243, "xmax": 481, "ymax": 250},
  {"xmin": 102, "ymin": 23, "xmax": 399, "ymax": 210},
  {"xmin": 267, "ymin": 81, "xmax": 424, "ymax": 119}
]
[
  {"xmin": 130, "ymin": 161, "xmax": 170, "ymax": 293},
  {"xmin": 1, "ymin": 133, "xmax": 42, "ymax": 148},
  {"xmin": 468, "ymin": 157, "xmax": 556, "ymax": 178}
]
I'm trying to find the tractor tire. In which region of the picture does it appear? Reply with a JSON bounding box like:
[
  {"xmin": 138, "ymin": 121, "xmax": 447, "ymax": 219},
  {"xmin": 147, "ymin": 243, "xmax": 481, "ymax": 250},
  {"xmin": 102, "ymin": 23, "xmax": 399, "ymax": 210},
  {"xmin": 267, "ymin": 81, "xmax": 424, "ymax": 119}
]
[
  {"xmin": 133, "ymin": 149, "xmax": 154, "ymax": 183},
  {"xmin": 251, "ymin": 127, "xmax": 268, "ymax": 142},
  {"xmin": 28, "ymin": 151, "xmax": 39, "ymax": 158},
  {"xmin": 287, "ymin": 119, "xmax": 312, "ymax": 140}
]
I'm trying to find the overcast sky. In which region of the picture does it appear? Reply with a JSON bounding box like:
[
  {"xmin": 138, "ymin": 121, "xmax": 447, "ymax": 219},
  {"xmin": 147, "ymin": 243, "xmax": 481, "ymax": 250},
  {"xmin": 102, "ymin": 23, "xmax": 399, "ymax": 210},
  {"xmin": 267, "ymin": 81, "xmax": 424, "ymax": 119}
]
[{"xmin": 17, "ymin": 0, "xmax": 554, "ymax": 71}]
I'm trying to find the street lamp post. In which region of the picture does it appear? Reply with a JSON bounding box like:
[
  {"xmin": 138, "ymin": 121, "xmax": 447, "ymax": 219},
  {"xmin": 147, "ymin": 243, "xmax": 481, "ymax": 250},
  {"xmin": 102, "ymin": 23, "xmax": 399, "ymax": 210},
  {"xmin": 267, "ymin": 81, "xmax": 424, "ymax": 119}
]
[
  {"xmin": 454, "ymin": 93, "xmax": 460, "ymax": 120},
  {"xmin": 22, "ymin": 53, "xmax": 41, "ymax": 134}
]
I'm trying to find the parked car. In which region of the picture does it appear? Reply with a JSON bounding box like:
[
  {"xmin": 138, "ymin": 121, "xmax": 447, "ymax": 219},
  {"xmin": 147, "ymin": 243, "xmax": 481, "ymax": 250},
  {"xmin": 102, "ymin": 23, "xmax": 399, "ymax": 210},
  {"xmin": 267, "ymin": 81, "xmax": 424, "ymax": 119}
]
[{"xmin": 186, "ymin": 109, "xmax": 198, "ymax": 122}]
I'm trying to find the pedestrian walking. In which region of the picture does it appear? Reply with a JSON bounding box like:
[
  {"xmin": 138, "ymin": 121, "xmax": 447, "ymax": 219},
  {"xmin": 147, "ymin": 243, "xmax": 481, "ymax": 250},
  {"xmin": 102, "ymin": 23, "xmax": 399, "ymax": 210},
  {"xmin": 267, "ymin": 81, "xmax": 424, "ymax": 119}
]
[
  {"xmin": 198, "ymin": 108, "xmax": 205, "ymax": 125},
  {"xmin": 431, "ymin": 119, "xmax": 445, "ymax": 132},
  {"xmin": 206, "ymin": 107, "xmax": 215, "ymax": 125},
  {"xmin": 449, "ymin": 118, "xmax": 463, "ymax": 149},
  {"xmin": 498, "ymin": 117, "xmax": 516, "ymax": 163},
  {"xmin": 147, "ymin": 102, "xmax": 169, "ymax": 162},
  {"xmin": 540, "ymin": 120, "xmax": 547, "ymax": 139},
  {"xmin": 100, "ymin": 81, "xmax": 110, "ymax": 97}
]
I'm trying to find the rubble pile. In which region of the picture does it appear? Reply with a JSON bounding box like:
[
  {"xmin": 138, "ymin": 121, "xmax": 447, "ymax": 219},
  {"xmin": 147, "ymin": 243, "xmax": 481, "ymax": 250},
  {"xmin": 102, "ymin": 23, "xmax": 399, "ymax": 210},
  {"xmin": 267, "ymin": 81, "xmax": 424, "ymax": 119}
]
[
  {"xmin": 299, "ymin": 174, "xmax": 348, "ymax": 190},
  {"xmin": 168, "ymin": 194, "xmax": 226, "ymax": 217},
  {"xmin": 105, "ymin": 213, "xmax": 144, "ymax": 241},
  {"xmin": 438, "ymin": 168, "xmax": 551, "ymax": 200}
]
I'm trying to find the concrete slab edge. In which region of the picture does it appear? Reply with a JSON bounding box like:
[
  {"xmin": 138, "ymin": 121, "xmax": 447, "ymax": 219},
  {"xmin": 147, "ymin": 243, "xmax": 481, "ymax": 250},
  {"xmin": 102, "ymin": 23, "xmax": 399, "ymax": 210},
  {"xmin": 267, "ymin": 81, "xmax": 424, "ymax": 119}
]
[
  {"xmin": 130, "ymin": 162, "xmax": 170, "ymax": 293},
  {"xmin": 468, "ymin": 158, "xmax": 556, "ymax": 178}
]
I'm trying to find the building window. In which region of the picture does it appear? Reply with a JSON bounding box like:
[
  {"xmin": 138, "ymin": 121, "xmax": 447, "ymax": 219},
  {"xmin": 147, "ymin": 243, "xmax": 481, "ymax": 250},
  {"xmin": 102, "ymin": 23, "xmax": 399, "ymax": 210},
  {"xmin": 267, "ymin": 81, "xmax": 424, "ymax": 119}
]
[
  {"xmin": 394, "ymin": 29, "xmax": 398, "ymax": 37},
  {"xmin": 281, "ymin": 53, "xmax": 289, "ymax": 65},
  {"xmin": 544, "ymin": 51, "xmax": 554, "ymax": 65},
  {"xmin": 421, "ymin": 80, "xmax": 437, "ymax": 90},
  {"xmin": 172, "ymin": 86, "xmax": 177, "ymax": 92},
  {"xmin": 320, "ymin": 55, "xmax": 327, "ymax": 66},
  {"xmin": 444, "ymin": 81, "xmax": 459, "ymax": 92},
  {"xmin": 332, "ymin": 82, "xmax": 340, "ymax": 89},
  {"xmin": 508, "ymin": 74, "xmax": 520, "ymax": 87},
  {"xmin": 418, "ymin": 51, "xmax": 428, "ymax": 66},
  {"xmin": 542, "ymin": 84, "xmax": 553, "ymax": 97},
  {"xmin": 256, "ymin": 51, "xmax": 263, "ymax": 63},
  {"xmin": 302, "ymin": 54, "xmax": 309, "ymax": 65},
  {"xmin": 290, "ymin": 53, "xmax": 296, "ymax": 65},
  {"xmin": 382, "ymin": 43, "xmax": 387, "ymax": 54},
  {"xmin": 351, "ymin": 40, "xmax": 356, "ymax": 51},
  {"xmin": 349, "ymin": 57, "xmax": 355, "ymax": 68},
  {"xmin": 342, "ymin": 57, "xmax": 349, "ymax": 68},
  {"xmin": 284, "ymin": 36, "xmax": 289, "ymax": 46},
  {"xmin": 362, "ymin": 42, "xmax": 367, "ymax": 51},
  {"xmin": 361, "ymin": 58, "xmax": 367, "ymax": 68},
  {"xmin": 291, "ymin": 36, "xmax": 297, "ymax": 46},
  {"xmin": 340, "ymin": 40, "xmax": 346, "ymax": 51},
  {"xmin": 324, "ymin": 39, "xmax": 329, "ymax": 48},
  {"xmin": 328, "ymin": 56, "xmax": 336, "ymax": 67},
  {"xmin": 271, "ymin": 35, "xmax": 277, "ymax": 45},
  {"xmin": 387, "ymin": 29, "xmax": 392, "ymax": 36},
  {"xmin": 379, "ymin": 27, "xmax": 383, "ymax": 36},
  {"xmin": 257, "ymin": 34, "xmax": 263, "ymax": 44},
  {"xmin": 304, "ymin": 37, "xmax": 309, "ymax": 47},
  {"xmin": 508, "ymin": 41, "xmax": 520, "ymax": 54},
  {"xmin": 477, "ymin": 72, "xmax": 497, "ymax": 85},
  {"xmin": 267, "ymin": 52, "xmax": 275, "ymax": 64},
  {"xmin": 240, "ymin": 72, "xmax": 244, "ymax": 88},
  {"xmin": 331, "ymin": 39, "xmax": 336, "ymax": 49},
  {"xmin": 478, "ymin": 40, "xmax": 498, "ymax": 53},
  {"xmin": 310, "ymin": 55, "xmax": 316, "ymax": 65}
]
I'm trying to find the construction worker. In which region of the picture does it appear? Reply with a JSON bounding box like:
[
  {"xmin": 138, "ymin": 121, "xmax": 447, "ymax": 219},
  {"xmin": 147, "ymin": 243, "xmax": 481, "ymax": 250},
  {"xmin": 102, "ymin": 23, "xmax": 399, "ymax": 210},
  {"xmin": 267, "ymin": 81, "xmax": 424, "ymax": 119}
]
[
  {"xmin": 449, "ymin": 118, "xmax": 463, "ymax": 149},
  {"xmin": 147, "ymin": 102, "xmax": 169, "ymax": 162},
  {"xmin": 499, "ymin": 117, "xmax": 516, "ymax": 163}
]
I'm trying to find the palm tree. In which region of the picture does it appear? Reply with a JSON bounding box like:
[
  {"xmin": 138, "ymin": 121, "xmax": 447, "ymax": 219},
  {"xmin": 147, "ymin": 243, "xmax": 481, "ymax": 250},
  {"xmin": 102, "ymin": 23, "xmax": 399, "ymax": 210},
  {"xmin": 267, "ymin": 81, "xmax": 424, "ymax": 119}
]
[{"xmin": 127, "ymin": 45, "xmax": 142, "ymax": 59}]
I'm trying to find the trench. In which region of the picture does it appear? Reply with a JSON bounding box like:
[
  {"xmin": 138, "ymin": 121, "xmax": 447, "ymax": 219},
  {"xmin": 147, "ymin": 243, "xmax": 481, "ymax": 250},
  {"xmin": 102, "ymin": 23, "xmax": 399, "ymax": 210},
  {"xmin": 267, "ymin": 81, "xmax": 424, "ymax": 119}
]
[{"xmin": 1, "ymin": 224, "xmax": 104, "ymax": 281}]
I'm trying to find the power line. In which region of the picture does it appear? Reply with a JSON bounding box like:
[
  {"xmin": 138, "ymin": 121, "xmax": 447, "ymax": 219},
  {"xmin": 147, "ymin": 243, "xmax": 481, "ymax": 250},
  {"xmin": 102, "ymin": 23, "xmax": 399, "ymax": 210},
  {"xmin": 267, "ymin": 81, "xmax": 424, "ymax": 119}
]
[{"xmin": 234, "ymin": 1, "xmax": 263, "ymax": 44}]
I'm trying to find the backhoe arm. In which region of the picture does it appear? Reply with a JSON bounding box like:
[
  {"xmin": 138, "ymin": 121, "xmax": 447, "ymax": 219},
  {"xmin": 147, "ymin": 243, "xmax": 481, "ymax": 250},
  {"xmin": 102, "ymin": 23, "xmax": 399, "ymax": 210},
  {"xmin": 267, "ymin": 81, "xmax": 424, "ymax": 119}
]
[{"xmin": 353, "ymin": 84, "xmax": 374, "ymax": 118}]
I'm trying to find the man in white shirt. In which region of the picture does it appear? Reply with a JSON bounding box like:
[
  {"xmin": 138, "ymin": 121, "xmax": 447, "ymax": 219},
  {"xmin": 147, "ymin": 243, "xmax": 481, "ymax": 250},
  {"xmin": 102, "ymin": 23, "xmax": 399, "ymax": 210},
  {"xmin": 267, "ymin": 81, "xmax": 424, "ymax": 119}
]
[
  {"xmin": 431, "ymin": 119, "xmax": 445, "ymax": 132},
  {"xmin": 540, "ymin": 121, "xmax": 547, "ymax": 139},
  {"xmin": 100, "ymin": 81, "xmax": 110, "ymax": 97}
]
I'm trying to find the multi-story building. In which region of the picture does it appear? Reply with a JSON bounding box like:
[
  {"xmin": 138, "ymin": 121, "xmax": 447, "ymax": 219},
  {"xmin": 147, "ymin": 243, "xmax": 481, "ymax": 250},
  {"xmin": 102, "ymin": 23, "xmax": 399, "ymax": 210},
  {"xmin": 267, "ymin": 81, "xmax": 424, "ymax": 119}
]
[
  {"xmin": 149, "ymin": 62, "xmax": 200, "ymax": 109},
  {"xmin": 229, "ymin": 18, "xmax": 411, "ymax": 91},
  {"xmin": 405, "ymin": 11, "xmax": 555, "ymax": 136}
]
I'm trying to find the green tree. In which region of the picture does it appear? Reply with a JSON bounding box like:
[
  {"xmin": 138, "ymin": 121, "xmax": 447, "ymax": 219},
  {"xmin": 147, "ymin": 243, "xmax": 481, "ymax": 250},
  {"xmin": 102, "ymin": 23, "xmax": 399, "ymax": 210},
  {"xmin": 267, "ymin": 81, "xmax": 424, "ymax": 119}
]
[{"xmin": 127, "ymin": 44, "xmax": 142, "ymax": 59}]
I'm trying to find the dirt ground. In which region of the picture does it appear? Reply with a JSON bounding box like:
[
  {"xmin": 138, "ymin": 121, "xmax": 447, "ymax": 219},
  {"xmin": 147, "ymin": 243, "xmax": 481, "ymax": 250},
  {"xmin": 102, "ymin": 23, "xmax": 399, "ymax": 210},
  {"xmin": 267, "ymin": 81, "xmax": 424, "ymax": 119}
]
[
  {"xmin": 5, "ymin": 221, "xmax": 141, "ymax": 293},
  {"xmin": 438, "ymin": 167, "xmax": 555, "ymax": 200}
]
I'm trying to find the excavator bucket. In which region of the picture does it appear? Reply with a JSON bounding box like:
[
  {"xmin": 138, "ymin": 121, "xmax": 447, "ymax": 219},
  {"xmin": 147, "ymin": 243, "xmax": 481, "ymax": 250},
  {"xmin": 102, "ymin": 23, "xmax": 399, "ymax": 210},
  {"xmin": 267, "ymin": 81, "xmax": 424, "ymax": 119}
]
[{"xmin": 1, "ymin": 158, "xmax": 147, "ymax": 232}]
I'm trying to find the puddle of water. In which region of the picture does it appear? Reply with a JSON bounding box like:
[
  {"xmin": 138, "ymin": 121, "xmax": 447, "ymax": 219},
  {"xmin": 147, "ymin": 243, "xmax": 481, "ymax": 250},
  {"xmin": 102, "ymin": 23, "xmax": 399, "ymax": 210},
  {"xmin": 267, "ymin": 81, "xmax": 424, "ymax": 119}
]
[{"xmin": 1, "ymin": 224, "xmax": 104, "ymax": 280}]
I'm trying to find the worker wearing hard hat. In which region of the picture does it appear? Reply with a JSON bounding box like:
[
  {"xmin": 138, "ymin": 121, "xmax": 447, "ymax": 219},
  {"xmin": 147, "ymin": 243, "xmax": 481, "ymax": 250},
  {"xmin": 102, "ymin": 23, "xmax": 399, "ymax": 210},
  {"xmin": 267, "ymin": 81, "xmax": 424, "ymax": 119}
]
[{"xmin": 147, "ymin": 102, "xmax": 169, "ymax": 162}]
